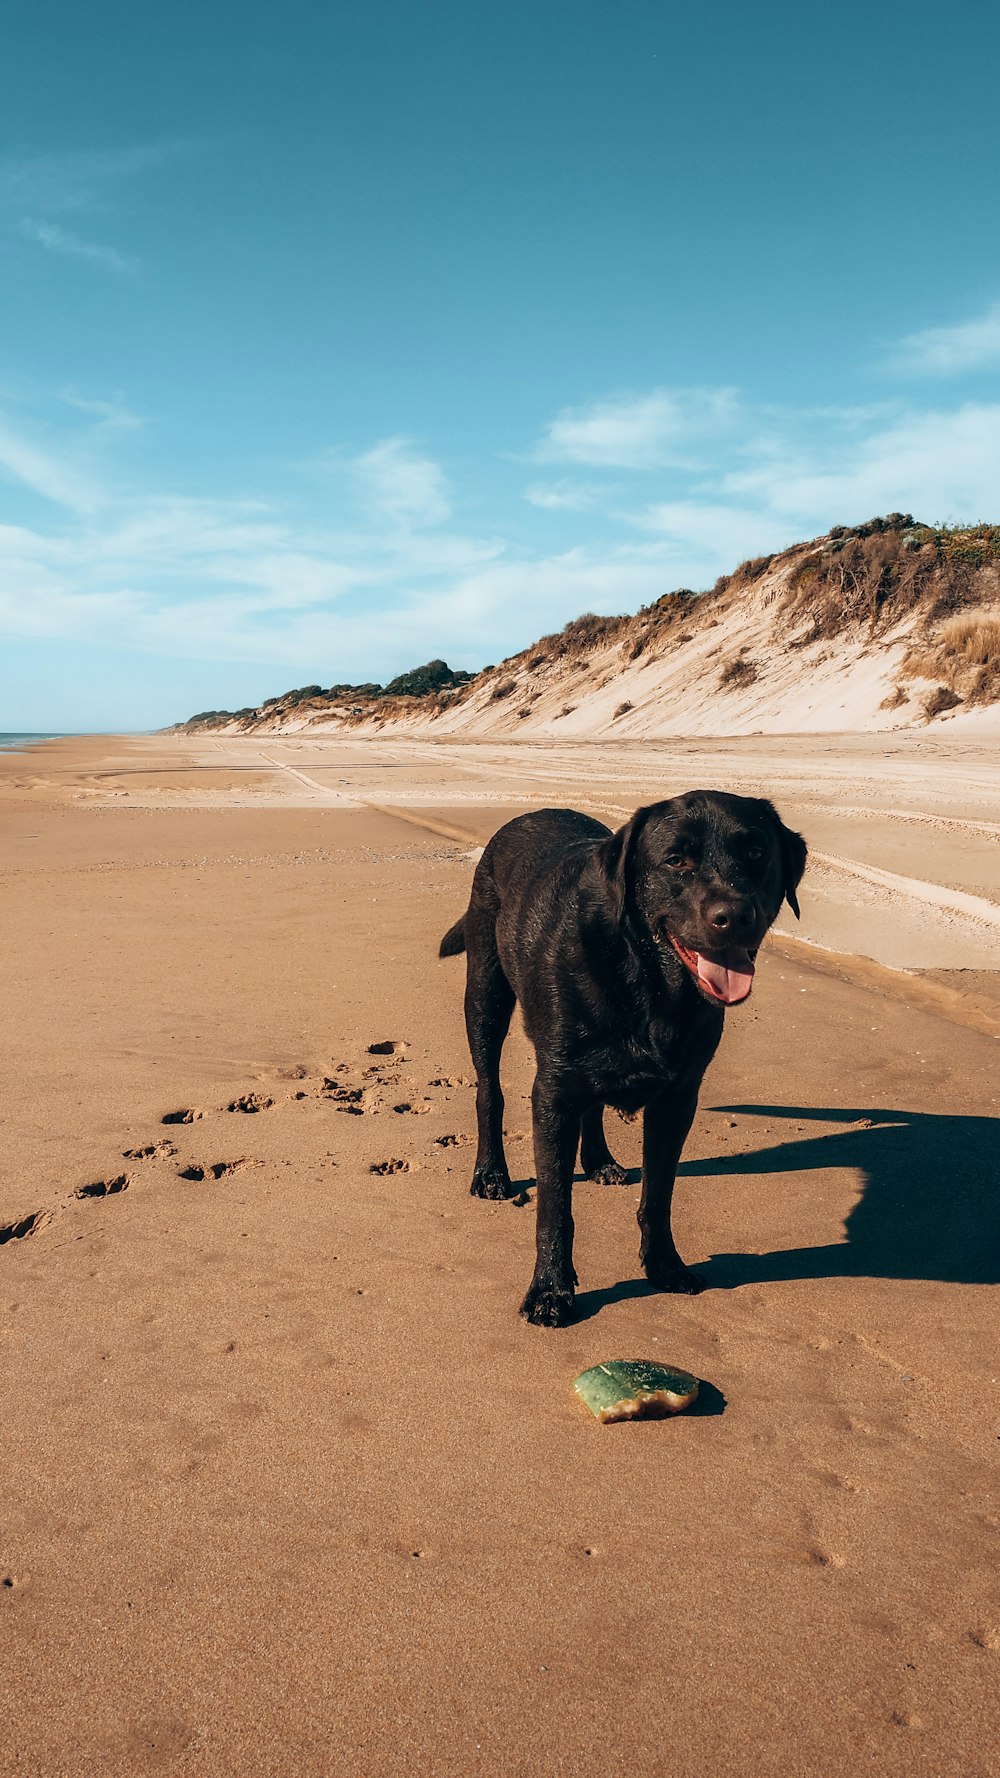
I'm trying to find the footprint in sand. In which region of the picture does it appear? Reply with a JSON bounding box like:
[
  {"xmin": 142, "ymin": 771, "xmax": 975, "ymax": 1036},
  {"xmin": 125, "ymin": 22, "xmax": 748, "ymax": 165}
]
[
  {"xmin": 393, "ymin": 1100, "xmax": 433, "ymax": 1116},
  {"xmin": 3, "ymin": 1172, "xmax": 135, "ymax": 1251},
  {"xmin": 0, "ymin": 1209, "xmax": 52, "ymax": 1246},
  {"xmin": 435, "ymin": 1133, "xmax": 471, "ymax": 1148},
  {"xmin": 370, "ymin": 1158, "xmax": 414, "ymax": 1175},
  {"xmin": 178, "ymin": 1160, "xmax": 253, "ymax": 1182},
  {"xmin": 162, "ymin": 1108, "xmax": 202, "ymax": 1126},
  {"xmin": 226, "ymin": 1092, "xmax": 274, "ymax": 1114},
  {"xmin": 367, "ymin": 1040, "xmax": 410, "ymax": 1057},
  {"xmin": 75, "ymin": 1174, "xmax": 130, "ymax": 1200},
  {"xmin": 429, "ymin": 1076, "xmax": 472, "ymax": 1089},
  {"xmin": 322, "ymin": 1081, "xmax": 376, "ymax": 1114},
  {"xmin": 122, "ymin": 1140, "xmax": 177, "ymax": 1160}
]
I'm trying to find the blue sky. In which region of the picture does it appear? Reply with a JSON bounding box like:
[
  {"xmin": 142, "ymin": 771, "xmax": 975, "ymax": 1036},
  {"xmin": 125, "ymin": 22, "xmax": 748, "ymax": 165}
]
[{"xmin": 2, "ymin": 0, "xmax": 1000, "ymax": 729}]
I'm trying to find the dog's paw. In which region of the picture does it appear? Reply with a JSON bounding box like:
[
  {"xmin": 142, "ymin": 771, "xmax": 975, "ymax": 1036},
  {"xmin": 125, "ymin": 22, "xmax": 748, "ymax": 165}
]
[
  {"xmin": 645, "ymin": 1259, "xmax": 706, "ymax": 1296},
  {"xmin": 470, "ymin": 1165, "xmax": 516, "ymax": 1201},
  {"xmin": 586, "ymin": 1160, "xmax": 629, "ymax": 1187},
  {"xmin": 519, "ymin": 1277, "xmax": 576, "ymax": 1327}
]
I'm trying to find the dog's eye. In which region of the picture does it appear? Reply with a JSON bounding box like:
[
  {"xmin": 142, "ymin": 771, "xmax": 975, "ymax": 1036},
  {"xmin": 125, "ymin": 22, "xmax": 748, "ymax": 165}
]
[
  {"xmin": 666, "ymin": 853, "xmax": 696, "ymax": 871},
  {"xmin": 744, "ymin": 844, "xmax": 763, "ymax": 863}
]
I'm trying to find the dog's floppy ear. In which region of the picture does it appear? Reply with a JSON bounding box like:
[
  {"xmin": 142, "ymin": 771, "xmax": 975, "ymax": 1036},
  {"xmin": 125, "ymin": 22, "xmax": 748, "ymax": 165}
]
[
  {"xmin": 762, "ymin": 802, "xmax": 807, "ymax": 919},
  {"xmin": 601, "ymin": 804, "xmax": 653, "ymax": 922}
]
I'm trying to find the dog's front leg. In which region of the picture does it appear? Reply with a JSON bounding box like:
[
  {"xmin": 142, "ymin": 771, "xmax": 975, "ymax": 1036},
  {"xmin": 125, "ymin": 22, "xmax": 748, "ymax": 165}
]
[
  {"xmin": 639, "ymin": 1086, "xmax": 705, "ymax": 1295},
  {"xmin": 520, "ymin": 1076, "xmax": 580, "ymax": 1327}
]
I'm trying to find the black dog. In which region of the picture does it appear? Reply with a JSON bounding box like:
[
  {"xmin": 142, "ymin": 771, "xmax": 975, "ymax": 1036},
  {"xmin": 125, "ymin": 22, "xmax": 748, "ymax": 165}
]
[{"xmin": 439, "ymin": 791, "xmax": 807, "ymax": 1326}]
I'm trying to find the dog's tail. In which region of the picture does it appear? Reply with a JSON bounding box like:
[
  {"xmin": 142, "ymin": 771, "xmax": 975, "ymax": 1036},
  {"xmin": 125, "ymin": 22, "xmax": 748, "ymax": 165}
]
[{"xmin": 438, "ymin": 916, "xmax": 467, "ymax": 959}]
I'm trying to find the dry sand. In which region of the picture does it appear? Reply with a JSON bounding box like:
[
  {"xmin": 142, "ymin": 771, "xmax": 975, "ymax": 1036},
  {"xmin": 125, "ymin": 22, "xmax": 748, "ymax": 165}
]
[{"xmin": 1, "ymin": 732, "xmax": 998, "ymax": 1777}]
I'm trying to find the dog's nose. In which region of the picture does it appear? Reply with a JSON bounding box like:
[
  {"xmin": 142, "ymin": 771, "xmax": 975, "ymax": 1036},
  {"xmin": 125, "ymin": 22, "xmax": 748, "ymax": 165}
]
[{"xmin": 707, "ymin": 900, "xmax": 756, "ymax": 938}]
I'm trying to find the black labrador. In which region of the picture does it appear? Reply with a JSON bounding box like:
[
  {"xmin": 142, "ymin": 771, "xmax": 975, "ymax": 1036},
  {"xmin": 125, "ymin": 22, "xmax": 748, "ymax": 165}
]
[{"xmin": 439, "ymin": 791, "xmax": 807, "ymax": 1326}]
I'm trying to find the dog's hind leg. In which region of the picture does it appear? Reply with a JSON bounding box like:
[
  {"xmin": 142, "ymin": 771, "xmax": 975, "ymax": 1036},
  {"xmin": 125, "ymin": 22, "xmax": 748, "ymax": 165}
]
[
  {"xmin": 579, "ymin": 1104, "xmax": 628, "ymax": 1186},
  {"xmin": 465, "ymin": 942, "xmax": 517, "ymax": 1201}
]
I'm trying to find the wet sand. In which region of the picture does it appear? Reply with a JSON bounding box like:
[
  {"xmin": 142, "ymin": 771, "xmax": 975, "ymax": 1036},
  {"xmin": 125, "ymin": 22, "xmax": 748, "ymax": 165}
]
[{"xmin": 1, "ymin": 733, "xmax": 998, "ymax": 1776}]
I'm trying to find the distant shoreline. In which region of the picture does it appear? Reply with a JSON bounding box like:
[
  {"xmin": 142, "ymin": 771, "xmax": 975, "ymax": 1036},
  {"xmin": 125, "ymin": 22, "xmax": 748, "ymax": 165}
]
[
  {"xmin": 0, "ymin": 732, "xmax": 66, "ymax": 750},
  {"xmin": 0, "ymin": 732, "xmax": 141, "ymax": 751}
]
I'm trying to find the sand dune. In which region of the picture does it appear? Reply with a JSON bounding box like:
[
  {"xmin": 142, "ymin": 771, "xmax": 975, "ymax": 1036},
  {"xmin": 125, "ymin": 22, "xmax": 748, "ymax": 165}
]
[{"xmin": 181, "ymin": 518, "xmax": 1000, "ymax": 743}]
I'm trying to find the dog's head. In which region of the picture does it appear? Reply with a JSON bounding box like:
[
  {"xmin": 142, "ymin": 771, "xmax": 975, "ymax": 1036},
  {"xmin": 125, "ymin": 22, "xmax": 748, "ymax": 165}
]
[{"xmin": 604, "ymin": 790, "xmax": 807, "ymax": 1007}]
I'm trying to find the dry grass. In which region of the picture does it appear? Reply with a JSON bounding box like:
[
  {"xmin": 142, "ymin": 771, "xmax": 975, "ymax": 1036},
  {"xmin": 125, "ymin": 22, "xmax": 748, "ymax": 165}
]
[
  {"xmin": 532, "ymin": 612, "xmax": 629, "ymax": 662},
  {"xmin": 613, "ymin": 701, "xmax": 634, "ymax": 718},
  {"xmin": 901, "ymin": 612, "xmax": 1000, "ymax": 705},
  {"xmin": 879, "ymin": 685, "xmax": 909, "ymax": 711},
  {"xmin": 719, "ymin": 657, "xmax": 758, "ymax": 689},
  {"xmin": 617, "ymin": 592, "xmax": 700, "ymax": 661},
  {"xmin": 729, "ymin": 553, "xmax": 775, "ymax": 586}
]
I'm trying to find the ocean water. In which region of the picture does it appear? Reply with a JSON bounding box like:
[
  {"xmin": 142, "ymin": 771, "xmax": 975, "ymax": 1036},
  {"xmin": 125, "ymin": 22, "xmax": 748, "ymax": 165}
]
[{"xmin": 0, "ymin": 733, "xmax": 63, "ymax": 750}]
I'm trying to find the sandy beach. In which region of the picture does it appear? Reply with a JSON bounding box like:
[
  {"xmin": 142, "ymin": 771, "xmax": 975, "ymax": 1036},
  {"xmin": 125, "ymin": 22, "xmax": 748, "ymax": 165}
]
[{"xmin": 2, "ymin": 731, "xmax": 998, "ymax": 1777}]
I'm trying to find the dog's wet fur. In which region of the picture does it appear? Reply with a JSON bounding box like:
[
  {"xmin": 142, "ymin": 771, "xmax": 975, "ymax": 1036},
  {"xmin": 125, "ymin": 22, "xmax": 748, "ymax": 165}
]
[{"xmin": 439, "ymin": 791, "xmax": 807, "ymax": 1326}]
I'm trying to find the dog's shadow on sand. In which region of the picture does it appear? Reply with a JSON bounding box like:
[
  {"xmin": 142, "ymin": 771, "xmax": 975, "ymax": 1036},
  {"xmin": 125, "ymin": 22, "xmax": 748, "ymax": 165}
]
[
  {"xmin": 552, "ymin": 1102, "xmax": 1000, "ymax": 1323},
  {"xmin": 692, "ymin": 1103, "xmax": 1000, "ymax": 1290}
]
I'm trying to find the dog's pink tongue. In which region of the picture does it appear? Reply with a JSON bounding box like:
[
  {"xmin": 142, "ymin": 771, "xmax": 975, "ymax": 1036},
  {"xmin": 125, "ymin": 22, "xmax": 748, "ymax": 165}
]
[{"xmin": 695, "ymin": 948, "xmax": 756, "ymax": 1005}]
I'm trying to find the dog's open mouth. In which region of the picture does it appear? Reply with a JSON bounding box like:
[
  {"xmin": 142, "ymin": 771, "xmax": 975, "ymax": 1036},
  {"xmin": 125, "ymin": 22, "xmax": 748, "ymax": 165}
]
[{"xmin": 668, "ymin": 935, "xmax": 757, "ymax": 1005}]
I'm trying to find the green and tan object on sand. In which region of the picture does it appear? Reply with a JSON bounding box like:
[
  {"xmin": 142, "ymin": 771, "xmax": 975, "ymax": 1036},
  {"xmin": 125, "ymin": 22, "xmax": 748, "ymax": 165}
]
[{"xmin": 574, "ymin": 1360, "xmax": 700, "ymax": 1423}]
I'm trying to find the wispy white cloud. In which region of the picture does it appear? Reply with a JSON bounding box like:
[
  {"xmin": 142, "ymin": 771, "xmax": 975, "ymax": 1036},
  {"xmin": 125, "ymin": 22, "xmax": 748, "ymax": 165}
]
[
  {"xmin": 535, "ymin": 386, "xmax": 741, "ymax": 470},
  {"xmin": 536, "ymin": 378, "xmax": 1000, "ymax": 550},
  {"xmin": 21, "ymin": 217, "xmax": 137, "ymax": 274},
  {"xmin": 626, "ymin": 500, "xmax": 795, "ymax": 573},
  {"xmin": 890, "ymin": 301, "xmax": 1000, "ymax": 377},
  {"xmin": 0, "ymin": 143, "xmax": 185, "ymax": 214},
  {"xmin": 350, "ymin": 436, "xmax": 452, "ymax": 528},
  {"xmin": 719, "ymin": 402, "xmax": 1000, "ymax": 525},
  {"xmin": 0, "ymin": 407, "xmax": 504, "ymax": 677},
  {"xmin": 0, "ymin": 414, "xmax": 103, "ymax": 512},
  {"xmin": 2, "ymin": 142, "xmax": 187, "ymax": 285},
  {"xmin": 524, "ymin": 479, "xmax": 608, "ymax": 511},
  {"xmin": 60, "ymin": 390, "xmax": 143, "ymax": 433}
]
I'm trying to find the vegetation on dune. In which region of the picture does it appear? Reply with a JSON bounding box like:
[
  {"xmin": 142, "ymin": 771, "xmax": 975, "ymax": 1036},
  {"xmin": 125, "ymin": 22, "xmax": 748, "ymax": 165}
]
[
  {"xmin": 381, "ymin": 659, "xmax": 473, "ymax": 698},
  {"xmin": 319, "ymin": 680, "xmax": 383, "ymax": 701},
  {"xmin": 779, "ymin": 517, "xmax": 1000, "ymax": 647},
  {"xmin": 718, "ymin": 656, "xmax": 759, "ymax": 689},
  {"xmin": 912, "ymin": 523, "xmax": 1000, "ymax": 567},
  {"xmin": 900, "ymin": 611, "xmax": 1000, "ymax": 707},
  {"xmin": 185, "ymin": 708, "xmax": 238, "ymax": 727},
  {"xmin": 180, "ymin": 660, "xmax": 472, "ymax": 728}
]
